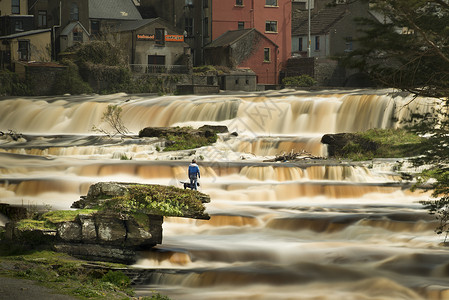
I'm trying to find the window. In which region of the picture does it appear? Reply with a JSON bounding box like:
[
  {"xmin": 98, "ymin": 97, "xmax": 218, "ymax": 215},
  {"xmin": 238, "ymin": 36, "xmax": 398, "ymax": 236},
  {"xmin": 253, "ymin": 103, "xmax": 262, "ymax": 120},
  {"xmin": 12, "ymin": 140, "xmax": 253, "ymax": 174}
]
[
  {"xmin": 73, "ymin": 31, "xmax": 83, "ymax": 42},
  {"xmin": 298, "ymin": 37, "xmax": 303, "ymax": 52},
  {"xmin": 185, "ymin": 18, "xmax": 193, "ymax": 37},
  {"xmin": 238, "ymin": 21, "xmax": 244, "ymax": 30},
  {"xmin": 315, "ymin": 36, "xmax": 320, "ymax": 50},
  {"xmin": 18, "ymin": 40, "xmax": 30, "ymax": 60},
  {"xmin": 91, "ymin": 21, "xmax": 100, "ymax": 36},
  {"xmin": 38, "ymin": 11, "xmax": 47, "ymax": 28},
  {"xmin": 70, "ymin": 3, "xmax": 79, "ymax": 21},
  {"xmin": 203, "ymin": 0, "xmax": 208, "ymax": 8},
  {"xmin": 265, "ymin": 0, "xmax": 278, "ymax": 6},
  {"xmin": 236, "ymin": 0, "xmax": 243, "ymax": 6},
  {"xmin": 203, "ymin": 17, "xmax": 209, "ymax": 37},
  {"xmin": 185, "ymin": 0, "xmax": 193, "ymax": 6},
  {"xmin": 264, "ymin": 48, "xmax": 270, "ymax": 62},
  {"xmin": 345, "ymin": 37, "xmax": 353, "ymax": 52},
  {"xmin": 15, "ymin": 21, "xmax": 23, "ymax": 32},
  {"xmin": 12, "ymin": 0, "xmax": 20, "ymax": 14},
  {"xmin": 265, "ymin": 21, "xmax": 277, "ymax": 33},
  {"xmin": 155, "ymin": 28, "xmax": 165, "ymax": 45}
]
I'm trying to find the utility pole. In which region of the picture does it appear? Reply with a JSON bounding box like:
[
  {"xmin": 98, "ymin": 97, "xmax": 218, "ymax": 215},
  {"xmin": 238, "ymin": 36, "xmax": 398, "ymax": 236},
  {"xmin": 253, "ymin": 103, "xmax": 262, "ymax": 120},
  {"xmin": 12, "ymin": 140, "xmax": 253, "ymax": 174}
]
[{"xmin": 307, "ymin": 0, "xmax": 311, "ymax": 57}]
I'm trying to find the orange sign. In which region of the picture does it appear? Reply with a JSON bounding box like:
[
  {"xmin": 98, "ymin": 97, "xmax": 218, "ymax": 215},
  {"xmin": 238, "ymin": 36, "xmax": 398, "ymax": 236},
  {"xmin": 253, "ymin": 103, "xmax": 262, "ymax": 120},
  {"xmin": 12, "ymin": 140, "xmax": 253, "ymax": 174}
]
[
  {"xmin": 165, "ymin": 35, "xmax": 184, "ymax": 42},
  {"xmin": 137, "ymin": 34, "xmax": 155, "ymax": 40}
]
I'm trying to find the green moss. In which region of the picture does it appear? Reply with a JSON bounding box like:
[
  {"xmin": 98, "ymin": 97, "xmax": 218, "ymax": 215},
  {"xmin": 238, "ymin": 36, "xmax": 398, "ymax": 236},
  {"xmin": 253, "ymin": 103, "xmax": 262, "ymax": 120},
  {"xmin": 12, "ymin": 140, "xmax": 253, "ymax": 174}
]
[
  {"xmin": 100, "ymin": 184, "xmax": 207, "ymax": 218},
  {"xmin": 0, "ymin": 250, "xmax": 144, "ymax": 299},
  {"xmin": 163, "ymin": 127, "xmax": 217, "ymax": 151},
  {"xmin": 16, "ymin": 220, "xmax": 55, "ymax": 231},
  {"xmin": 42, "ymin": 209, "xmax": 97, "ymax": 224},
  {"xmin": 131, "ymin": 212, "xmax": 151, "ymax": 230},
  {"xmin": 282, "ymin": 75, "xmax": 317, "ymax": 87}
]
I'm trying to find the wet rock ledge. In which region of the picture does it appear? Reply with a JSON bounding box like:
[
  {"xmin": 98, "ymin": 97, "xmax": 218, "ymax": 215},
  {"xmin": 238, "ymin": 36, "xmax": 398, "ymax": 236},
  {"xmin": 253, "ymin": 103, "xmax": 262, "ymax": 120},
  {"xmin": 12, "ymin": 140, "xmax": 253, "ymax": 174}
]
[{"xmin": 2, "ymin": 182, "xmax": 210, "ymax": 264}]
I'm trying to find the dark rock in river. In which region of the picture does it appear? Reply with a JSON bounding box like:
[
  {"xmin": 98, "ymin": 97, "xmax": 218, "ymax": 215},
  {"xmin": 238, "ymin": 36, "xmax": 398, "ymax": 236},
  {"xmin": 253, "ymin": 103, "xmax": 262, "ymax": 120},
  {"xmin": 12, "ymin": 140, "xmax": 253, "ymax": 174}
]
[
  {"xmin": 321, "ymin": 133, "xmax": 378, "ymax": 157},
  {"xmin": 138, "ymin": 125, "xmax": 228, "ymax": 139}
]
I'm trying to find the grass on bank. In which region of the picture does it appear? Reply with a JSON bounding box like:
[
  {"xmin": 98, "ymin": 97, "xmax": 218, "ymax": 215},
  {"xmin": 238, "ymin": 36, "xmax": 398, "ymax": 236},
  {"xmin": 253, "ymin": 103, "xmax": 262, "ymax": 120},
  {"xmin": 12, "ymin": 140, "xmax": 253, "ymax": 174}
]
[
  {"xmin": 0, "ymin": 248, "xmax": 170, "ymax": 299},
  {"xmin": 336, "ymin": 128, "xmax": 426, "ymax": 161}
]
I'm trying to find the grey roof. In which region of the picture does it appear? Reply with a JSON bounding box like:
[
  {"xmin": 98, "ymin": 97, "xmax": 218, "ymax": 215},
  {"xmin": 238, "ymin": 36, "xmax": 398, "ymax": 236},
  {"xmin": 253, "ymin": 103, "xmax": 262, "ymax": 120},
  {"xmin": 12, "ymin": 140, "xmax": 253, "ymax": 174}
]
[
  {"xmin": 0, "ymin": 28, "xmax": 51, "ymax": 40},
  {"xmin": 206, "ymin": 28, "xmax": 277, "ymax": 48},
  {"xmin": 110, "ymin": 18, "xmax": 185, "ymax": 36},
  {"xmin": 113, "ymin": 19, "xmax": 156, "ymax": 32},
  {"xmin": 60, "ymin": 21, "xmax": 90, "ymax": 36},
  {"xmin": 89, "ymin": 0, "xmax": 142, "ymax": 20},
  {"xmin": 292, "ymin": 5, "xmax": 347, "ymax": 35}
]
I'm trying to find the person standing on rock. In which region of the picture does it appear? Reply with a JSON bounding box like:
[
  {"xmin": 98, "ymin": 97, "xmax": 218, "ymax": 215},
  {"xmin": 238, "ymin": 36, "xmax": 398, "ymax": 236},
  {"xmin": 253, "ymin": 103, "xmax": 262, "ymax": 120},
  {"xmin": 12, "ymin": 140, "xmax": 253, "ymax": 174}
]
[{"xmin": 188, "ymin": 159, "xmax": 200, "ymax": 190}]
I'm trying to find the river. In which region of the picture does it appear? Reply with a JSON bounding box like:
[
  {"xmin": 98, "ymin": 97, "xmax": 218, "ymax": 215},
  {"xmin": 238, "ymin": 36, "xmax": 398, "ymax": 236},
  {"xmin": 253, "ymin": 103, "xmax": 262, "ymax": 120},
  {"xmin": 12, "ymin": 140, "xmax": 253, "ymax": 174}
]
[{"xmin": 0, "ymin": 89, "xmax": 448, "ymax": 300}]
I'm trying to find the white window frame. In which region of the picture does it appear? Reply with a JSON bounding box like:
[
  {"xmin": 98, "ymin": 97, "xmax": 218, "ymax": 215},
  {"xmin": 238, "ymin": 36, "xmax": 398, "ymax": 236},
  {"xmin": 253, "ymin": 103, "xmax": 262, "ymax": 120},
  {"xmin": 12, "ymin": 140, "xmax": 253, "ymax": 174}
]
[
  {"xmin": 265, "ymin": 21, "xmax": 278, "ymax": 33},
  {"xmin": 264, "ymin": 47, "xmax": 271, "ymax": 62}
]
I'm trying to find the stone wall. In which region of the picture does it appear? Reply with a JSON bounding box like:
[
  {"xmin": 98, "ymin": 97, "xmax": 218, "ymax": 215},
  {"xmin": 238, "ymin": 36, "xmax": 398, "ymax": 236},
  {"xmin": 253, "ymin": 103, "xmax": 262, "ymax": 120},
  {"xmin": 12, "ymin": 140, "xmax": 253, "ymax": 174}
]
[
  {"xmin": 4, "ymin": 212, "xmax": 163, "ymax": 264},
  {"xmin": 25, "ymin": 65, "xmax": 67, "ymax": 95}
]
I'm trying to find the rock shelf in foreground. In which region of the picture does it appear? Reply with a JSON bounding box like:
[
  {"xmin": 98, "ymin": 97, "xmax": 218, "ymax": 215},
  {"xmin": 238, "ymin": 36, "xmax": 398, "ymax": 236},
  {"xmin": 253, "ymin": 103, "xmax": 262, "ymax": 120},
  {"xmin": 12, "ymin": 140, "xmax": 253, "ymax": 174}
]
[{"xmin": 2, "ymin": 182, "xmax": 210, "ymax": 263}]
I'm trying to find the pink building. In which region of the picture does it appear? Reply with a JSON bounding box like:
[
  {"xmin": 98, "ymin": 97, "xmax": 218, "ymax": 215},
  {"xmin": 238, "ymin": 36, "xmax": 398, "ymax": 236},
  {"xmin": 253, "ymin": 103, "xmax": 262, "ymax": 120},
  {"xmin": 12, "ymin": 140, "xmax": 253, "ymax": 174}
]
[{"xmin": 211, "ymin": 0, "xmax": 292, "ymax": 84}]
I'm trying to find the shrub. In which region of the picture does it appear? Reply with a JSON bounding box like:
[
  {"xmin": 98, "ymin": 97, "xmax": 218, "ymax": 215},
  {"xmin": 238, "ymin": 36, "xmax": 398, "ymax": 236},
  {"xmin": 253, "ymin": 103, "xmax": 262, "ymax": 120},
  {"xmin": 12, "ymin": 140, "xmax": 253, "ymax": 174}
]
[
  {"xmin": 101, "ymin": 270, "xmax": 131, "ymax": 289},
  {"xmin": 282, "ymin": 75, "xmax": 317, "ymax": 87},
  {"xmin": 52, "ymin": 59, "xmax": 92, "ymax": 95},
  {"xmin": 0, "ymin": 69, "xmax": 32, "ymax": 96}
]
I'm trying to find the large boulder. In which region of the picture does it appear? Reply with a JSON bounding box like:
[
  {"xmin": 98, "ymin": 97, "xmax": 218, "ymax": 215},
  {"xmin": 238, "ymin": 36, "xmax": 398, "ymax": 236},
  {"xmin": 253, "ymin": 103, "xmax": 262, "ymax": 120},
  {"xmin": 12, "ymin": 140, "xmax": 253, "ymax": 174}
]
[
  {"xmin": 321, "ymin": 133, "xmax": 378, "ymax": 157},
  {"xmin": 138, "ymin": 125, "xmax": 228, "ymax": 139},
  {"xmin": 2, "ymin": 182, "xmax": 210, "ymax": 264},
  {"xmin": 72, "ymin": 182, "xmax": 210, "ymax": 219}
]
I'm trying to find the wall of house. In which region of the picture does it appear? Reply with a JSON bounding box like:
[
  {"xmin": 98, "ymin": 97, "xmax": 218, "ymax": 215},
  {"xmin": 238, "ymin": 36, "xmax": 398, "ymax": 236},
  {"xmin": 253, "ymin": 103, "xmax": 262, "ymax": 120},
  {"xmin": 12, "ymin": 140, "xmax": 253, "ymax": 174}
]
[
  {"xmin": 329, "ymin": 2, "xmax": 375, "ymax": 57},
  {"xmin": 0, "ymin": 0, "xmax": 28, "ymax": 16},
  {"xmin": 211, "ymin": 0, "xmax": 291, "ymax": 83},
  {"xmin": 140, "ymin": 0, "xmax": 212, "ymax": 66},
  {"xmin": 236, "ymin": 35, "xmax": 278, "ymax": 85},
  {"xmin": 47, "ymin": 0, "xmax": 89, "ymax": 33},
  {"xmin": 119, "ymin": 22, "xmax": 188, "ymax": 69},
  {"xmin": 8, "ymin": 31, "xmax": 51, "ymax": 62},
  {"xmin": 292, "ymin": 33, "xmax": 330, "ymax": 58},
  {"xmin": 60, "ymin": 24, "xmax": 90, "ymax": 52},
  {"xmin": 204, "ymin": 47, "xmax": 230, "ymax": 67},
  {"xmin": 61, "ymin": 0, "xmax": 89, "ymax": 30}
]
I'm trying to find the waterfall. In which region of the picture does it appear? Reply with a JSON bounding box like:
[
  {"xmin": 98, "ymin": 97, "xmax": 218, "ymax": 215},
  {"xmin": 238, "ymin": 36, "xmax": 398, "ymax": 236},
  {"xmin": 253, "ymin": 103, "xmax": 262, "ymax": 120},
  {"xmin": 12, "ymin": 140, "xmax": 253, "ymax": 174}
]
[{"xmin": 0, "ymin": 89, "xmax": 447, "ymax": 300}]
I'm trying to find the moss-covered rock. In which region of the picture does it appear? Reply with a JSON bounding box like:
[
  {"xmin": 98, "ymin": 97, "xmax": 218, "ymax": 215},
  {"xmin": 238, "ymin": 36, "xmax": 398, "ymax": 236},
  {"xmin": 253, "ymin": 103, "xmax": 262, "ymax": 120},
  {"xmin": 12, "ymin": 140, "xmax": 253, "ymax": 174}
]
[
  {"xmin": 73, "ymin": 182, "xmax": 210, "ymax": 219},
  {"xmin": 3, "ymin": 182, "xmax": 210, "ymax": 263},
  {"xmin": 138, "ymin": 125, "xmax": 227, "ymax": 151}
]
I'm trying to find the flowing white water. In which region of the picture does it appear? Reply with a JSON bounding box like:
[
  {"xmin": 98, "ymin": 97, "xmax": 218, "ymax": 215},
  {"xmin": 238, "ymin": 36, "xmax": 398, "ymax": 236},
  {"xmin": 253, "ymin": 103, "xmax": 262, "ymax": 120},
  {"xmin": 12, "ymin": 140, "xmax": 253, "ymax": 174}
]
[{"xmin": 0, "ymin": 89, "xmax": 447, "ymax": 299}]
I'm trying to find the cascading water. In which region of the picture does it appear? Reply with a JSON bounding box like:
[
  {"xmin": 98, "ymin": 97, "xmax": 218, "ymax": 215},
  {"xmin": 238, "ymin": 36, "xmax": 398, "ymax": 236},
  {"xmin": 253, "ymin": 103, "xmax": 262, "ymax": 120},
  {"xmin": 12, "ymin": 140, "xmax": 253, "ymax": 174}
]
[{"xmin": 0, "ymin": 89, "xmax": 447, "ymax": 300}]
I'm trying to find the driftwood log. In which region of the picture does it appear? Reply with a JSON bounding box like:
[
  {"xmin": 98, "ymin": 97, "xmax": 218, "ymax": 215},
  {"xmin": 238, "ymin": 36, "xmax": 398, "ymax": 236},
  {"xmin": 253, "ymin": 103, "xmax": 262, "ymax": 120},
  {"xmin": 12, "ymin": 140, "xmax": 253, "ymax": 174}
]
[{"xmin": 263, "ymin": 150, "xmax": 322, "ymax": 162}]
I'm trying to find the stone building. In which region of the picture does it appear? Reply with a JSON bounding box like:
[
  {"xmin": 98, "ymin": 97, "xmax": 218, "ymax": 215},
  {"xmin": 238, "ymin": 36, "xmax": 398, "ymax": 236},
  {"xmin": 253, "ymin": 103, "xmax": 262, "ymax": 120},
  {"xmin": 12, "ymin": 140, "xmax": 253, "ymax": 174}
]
[
  {"xmin": 112, "ymin": 18, "xmax": 190, "ymax": 73},
  {"xmin": 139, "ymin": 0, "xmax": 212, "ymax": 66},
  {"xmin": 205, "ymin": 28, "xmax": 277, "ymax": 86}
]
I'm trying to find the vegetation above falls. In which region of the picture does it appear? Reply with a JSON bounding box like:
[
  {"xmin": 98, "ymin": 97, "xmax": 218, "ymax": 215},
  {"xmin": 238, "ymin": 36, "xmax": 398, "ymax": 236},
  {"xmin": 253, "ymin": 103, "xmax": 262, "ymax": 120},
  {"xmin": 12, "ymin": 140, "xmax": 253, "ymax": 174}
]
[{"xmin": 323, "ymin": 128, "xmax": 426, "ymax": 161}]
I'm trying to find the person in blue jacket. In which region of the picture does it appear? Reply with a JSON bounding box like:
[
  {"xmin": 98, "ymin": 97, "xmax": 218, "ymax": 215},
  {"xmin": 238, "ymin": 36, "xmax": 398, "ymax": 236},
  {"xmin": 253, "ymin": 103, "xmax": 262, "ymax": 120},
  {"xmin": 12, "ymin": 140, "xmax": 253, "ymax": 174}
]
[{"xmin": 188, "ymin": 159, "xmax": 200, "ymax": 190}]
